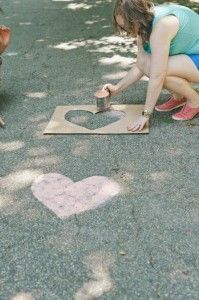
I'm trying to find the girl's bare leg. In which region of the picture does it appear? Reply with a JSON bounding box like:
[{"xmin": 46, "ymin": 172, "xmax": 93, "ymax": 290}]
[
  {"xmin": 167, "ymin": 91, "xmax": 184, "ymax": 100},
  {"xmin": 136, "ymin": 53, "xmax": 199, "ymax": 107},
  {"xmin": 164, "ymin": 76, "xmax": 199, "ymax": 107}
]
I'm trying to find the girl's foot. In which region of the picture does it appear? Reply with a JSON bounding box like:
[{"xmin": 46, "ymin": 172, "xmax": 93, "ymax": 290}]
[
  {"xmin": 155, "ymin": 96, "xmax": 187, "ymax": 112},
  {"xmin": 172, "ymin": 104, "xmax": 199, "ymax": 120}
]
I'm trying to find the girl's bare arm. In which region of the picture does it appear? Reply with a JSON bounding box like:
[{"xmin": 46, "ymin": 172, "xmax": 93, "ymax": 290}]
[
  {"xmin": 144, "ymin": 16, "xmax": 179, "ymax": 111},
  {"xmin": 116, "ymin": 63, "xmax": 144, "ymax": 92}
]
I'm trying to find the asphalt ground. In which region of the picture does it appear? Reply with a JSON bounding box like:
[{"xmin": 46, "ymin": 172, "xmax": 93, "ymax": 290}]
[{"xmin": 0, "ymin": 0, "xmax": 199, "ymax": 299}]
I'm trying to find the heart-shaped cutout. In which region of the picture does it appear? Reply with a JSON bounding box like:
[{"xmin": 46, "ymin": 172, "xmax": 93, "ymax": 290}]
[
  {"xmin": 65, "ymin": 110, "xmax": 125, "ymax": 130},
  {"xmin": 31, "ymin": 173, "xmax": 121, "ymax": 219}
]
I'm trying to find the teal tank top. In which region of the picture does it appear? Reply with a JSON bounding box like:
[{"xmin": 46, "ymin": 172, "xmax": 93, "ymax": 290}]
[{"xmin": 143, "ymin": 4, "xmax": 199, "ymax": 55}]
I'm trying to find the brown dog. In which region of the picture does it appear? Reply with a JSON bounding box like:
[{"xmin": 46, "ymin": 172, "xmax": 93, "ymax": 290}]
[{"xmin": 0, "ymin": 25, "xmax": 11, "ymax": 55}]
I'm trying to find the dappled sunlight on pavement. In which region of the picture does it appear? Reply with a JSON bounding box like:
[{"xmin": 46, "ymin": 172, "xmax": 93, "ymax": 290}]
[
  {"xmin": 24, "ymin": 92, "xmax": 47, "ymax": 99},
  {"xmin": 11, "ymin": 293, "xmax": 35, "ymax": 300},
  {"xmin": 74, "ymin": 251, "xmax": 115, "ymax": 299},
  {"xmin": 49, "ymin": 35, "xmax": 136, "ymax": 54},
  {"xmin": 102, "ymin": 70, "xmax": 128, "ymax": 80},
  {"xmin": 99, "ymin": 54, "xmax": 136, "ymax": 67},
  {"xmin": 0, "ymin": 140, "xmax": 25, "ymax": 151},
  {"xmin": 1, "ymin": 169, "xmax": 43, "ymax": 191}
]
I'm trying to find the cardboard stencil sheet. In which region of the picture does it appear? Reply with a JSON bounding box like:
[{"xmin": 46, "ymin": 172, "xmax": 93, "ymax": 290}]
[{"xmin": 44, "ymin": 105, "xmax": 149, "ymax": 135}]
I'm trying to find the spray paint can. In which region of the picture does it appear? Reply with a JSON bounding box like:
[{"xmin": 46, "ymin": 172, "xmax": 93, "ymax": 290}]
[{"xmin": 95, "ymin": 88, "xmax": 111, "ymax": 111}]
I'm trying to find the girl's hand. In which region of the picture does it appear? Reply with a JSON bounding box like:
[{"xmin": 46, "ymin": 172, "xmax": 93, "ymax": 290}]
[
  {"xmin": 127, "ymin": 116, "xmax": 149, "ymax": 132},
  {"xmin": 102, "ymin": 83, "xmax": 120, "ymax": 96}
]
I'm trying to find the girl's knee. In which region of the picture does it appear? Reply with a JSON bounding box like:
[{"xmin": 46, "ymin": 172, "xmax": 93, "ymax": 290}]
[{"xmin": 164, "ymin": 76, "xmax": 189, "ymax": 89}]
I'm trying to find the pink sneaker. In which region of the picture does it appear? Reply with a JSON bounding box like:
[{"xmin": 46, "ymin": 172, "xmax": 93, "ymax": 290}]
[
  {"xmin": 172, "ymin": 104, "xmax": 199, "ymax": 120},
  {"xmin": 155, "ymin": 96, "xmax": 187, "ymax": 112}
]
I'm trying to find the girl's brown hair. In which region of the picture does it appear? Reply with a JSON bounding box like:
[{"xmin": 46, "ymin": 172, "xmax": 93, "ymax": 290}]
[{"xmin": 113, "ymin": 0, "xmax": 154, "ymax": 42}]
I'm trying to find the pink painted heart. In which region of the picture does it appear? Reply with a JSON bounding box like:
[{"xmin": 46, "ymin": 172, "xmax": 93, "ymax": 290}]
[{"xmin": 31, "ymin": 173, "xmax": 121, "ymax": 219}]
